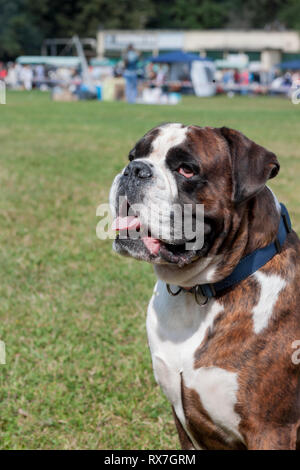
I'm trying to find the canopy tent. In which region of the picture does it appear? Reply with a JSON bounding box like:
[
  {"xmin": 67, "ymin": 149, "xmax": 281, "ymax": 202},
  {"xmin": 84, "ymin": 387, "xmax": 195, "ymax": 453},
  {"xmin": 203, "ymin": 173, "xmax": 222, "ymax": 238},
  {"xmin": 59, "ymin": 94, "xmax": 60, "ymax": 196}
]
[
  {"xmin": 148, "ymin": 50, "xmax": 211, "ymax": 63},
  {"xmin": 278, "ymin": 60, "xmax": 300, "ymax": 70},
  {"xmin": 16, "ymin": 56, "xmax": 81, "ymax": 67},
  {"xmin": 147, "ymin": 50, "xmax": 215, "ymax": 97}
]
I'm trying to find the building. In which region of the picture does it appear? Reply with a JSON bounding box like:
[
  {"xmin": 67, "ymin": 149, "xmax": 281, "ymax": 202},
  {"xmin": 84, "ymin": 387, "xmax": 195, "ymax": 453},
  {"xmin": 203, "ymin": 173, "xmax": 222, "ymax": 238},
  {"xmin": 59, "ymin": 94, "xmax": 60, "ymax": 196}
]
[{"xmin": 97, "ymin": 29, "xmax": 300, "ymax": 69}]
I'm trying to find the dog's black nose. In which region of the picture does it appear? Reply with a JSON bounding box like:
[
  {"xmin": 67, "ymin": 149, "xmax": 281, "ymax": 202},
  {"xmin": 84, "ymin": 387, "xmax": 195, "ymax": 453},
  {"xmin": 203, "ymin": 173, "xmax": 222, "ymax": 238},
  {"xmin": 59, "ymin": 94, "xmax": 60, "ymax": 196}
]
[{"xmin": 124, "ymin": 161, "xmax": 153, "ymax": 179}]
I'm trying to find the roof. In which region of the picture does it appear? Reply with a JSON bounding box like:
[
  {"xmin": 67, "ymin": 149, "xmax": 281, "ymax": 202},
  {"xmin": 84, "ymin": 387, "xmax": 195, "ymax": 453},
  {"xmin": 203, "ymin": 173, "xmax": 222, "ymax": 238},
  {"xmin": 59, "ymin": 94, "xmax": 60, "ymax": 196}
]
[
  {"xmin": 16, "ymin": 56, "xmax": 81, "ymax": 67},
  {"xmin": 90, "ymin": 58, "xmax": 118, "ymax": 66},
  {"xmin": 278, "ymin": 59, "xmax": 300, "ymax": 70}
]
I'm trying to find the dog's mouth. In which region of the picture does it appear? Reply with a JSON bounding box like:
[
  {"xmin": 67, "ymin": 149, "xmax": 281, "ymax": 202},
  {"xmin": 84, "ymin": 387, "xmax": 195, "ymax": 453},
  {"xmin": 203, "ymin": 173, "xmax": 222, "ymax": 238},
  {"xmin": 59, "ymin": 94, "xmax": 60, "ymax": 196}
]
[{"xmin": 112, "ymin": 210, "xmax": 199, "ymax": 267}]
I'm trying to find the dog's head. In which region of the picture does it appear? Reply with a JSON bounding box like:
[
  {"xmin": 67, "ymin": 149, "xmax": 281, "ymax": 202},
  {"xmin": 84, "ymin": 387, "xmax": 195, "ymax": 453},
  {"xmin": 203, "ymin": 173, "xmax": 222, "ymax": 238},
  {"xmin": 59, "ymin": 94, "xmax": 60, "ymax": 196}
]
[{"xmin": 110, "ymin": 123, "xmax": 279, "ymax": 268}]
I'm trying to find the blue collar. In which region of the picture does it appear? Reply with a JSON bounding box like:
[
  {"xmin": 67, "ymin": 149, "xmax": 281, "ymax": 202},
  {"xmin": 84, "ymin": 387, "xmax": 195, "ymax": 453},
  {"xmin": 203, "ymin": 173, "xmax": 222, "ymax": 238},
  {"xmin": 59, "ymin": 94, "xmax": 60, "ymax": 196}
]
[{"xmin": 166, "ymin": 203, "xmax": 292, "ymax": 305}]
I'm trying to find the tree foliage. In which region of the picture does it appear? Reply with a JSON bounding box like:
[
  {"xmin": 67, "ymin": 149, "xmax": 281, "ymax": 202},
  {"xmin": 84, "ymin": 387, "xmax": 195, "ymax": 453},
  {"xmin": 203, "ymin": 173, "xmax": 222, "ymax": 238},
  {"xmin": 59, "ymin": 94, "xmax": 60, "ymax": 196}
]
[{"xmin": 1, "ymin": 0, "xmax": 300, "ymax": 59}]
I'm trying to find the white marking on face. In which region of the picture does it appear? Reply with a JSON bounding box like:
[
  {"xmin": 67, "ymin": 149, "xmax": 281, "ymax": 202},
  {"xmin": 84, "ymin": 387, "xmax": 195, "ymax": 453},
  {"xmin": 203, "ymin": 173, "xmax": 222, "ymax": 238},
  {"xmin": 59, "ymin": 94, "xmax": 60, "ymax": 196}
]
[
  {"xmin": 252, "ymin": 271, "xmax": 286, "ymax": 334},
  {"xmin": 136, "ymin": 123, "xmax": 188, "ymax": 204},
  {"xmin": 148, "ymin": 123, "xmax": 188, "ymax": 163},
  {"xmin": 146, "ymin": 280, "xmax": 243, "ymax": 447},
  {"xmin": 124, "ymin": 124, "xmax": 188, "ymax": 242}
]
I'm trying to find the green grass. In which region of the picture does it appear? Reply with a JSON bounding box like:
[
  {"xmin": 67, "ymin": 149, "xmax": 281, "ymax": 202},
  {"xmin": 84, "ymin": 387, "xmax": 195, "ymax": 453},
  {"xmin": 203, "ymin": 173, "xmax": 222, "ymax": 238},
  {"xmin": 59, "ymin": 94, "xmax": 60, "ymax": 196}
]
[{"xmin": 0, "ymin": 91, "xmax": 299, "ymax": 449}]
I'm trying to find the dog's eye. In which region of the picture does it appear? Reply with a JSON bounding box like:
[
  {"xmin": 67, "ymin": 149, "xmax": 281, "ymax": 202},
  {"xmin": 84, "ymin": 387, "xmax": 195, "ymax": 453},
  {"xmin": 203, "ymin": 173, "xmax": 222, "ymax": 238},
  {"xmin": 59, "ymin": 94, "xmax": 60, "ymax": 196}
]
[{"xmin": 177, "ymin": 166, "xmax": 194, "ymax": 178}]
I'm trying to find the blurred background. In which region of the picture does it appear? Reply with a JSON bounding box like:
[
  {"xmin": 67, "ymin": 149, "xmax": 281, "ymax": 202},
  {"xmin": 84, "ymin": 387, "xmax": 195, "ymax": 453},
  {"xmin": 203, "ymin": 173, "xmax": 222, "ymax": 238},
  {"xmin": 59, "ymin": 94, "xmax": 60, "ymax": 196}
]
[
  {"xmin": 1, "ymin": 0, "xmax": 300, "ymax": 101},
  {"xmin": 0, "ymin": 0, "xmax": 299, "ymax": 450}
]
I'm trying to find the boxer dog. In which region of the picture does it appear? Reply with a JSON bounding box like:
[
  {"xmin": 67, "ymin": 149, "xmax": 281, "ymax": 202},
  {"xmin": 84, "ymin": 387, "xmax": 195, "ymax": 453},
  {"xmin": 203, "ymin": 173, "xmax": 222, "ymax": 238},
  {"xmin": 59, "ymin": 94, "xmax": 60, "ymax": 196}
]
[{"xmin": 109, "ymin": 123, "xmax": 300, "ymax": 450}]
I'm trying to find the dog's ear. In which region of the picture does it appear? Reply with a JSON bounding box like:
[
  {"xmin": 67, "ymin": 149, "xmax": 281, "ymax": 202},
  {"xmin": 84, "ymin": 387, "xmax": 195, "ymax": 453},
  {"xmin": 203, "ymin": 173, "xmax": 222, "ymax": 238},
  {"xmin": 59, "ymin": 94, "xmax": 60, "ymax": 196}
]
[{"xmin": 219, "ymin": 127, "xmax": 280, "ymax": 204}]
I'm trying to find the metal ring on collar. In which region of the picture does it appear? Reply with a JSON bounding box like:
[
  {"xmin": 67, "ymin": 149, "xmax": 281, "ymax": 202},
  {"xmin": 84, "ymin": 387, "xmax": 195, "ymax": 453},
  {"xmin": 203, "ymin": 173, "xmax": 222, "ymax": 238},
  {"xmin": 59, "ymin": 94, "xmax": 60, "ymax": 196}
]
[
  {"xmin": 166, "ymin": 284, "xmax": 182, "ymax": 296},
  {"xmin": 194, "ymin": 285, "xmax": 209, "ymax": 306}
]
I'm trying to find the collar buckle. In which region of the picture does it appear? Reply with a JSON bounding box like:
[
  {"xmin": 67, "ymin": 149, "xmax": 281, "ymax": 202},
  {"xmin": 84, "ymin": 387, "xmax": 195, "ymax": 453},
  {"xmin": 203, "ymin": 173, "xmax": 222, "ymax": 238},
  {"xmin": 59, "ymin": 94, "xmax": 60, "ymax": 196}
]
[
  {"xmin": 166, "ymin": 284, "xmax": 182, "ymax": 296},
  {"xmin": 194, "ymin": 285, "xmax": 209, "ymax": 306}
]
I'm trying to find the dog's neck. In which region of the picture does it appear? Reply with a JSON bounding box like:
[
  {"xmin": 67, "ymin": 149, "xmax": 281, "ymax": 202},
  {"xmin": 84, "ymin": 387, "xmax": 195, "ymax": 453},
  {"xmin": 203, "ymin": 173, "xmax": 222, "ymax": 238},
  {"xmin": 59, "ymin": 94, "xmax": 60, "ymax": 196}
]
[{"xmin": 154, "ymin": 187, "xmax": 280, "ymax": 287}]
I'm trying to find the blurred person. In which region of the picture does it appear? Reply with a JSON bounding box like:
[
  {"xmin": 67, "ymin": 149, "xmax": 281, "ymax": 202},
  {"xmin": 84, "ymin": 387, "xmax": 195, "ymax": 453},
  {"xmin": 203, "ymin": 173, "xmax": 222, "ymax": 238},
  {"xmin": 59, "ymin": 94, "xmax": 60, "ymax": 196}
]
[
  {"xmin": 5, "ymin": 62, "xmax": 18, "ymax": 88},
  {"xmin": 283, "ymin": 71, "xmax": 292, "ymax": 86},
  {"xmin": 222, "ymin": 69, "xmax": 234, "ymax": 85},
  {"xmin": 0, "ymin": 62, "xmax": 7, "ymax": 80},
  {"xmin": 214, "ymin": 68, "xmax": 223, "ymax": 83},
  {"xmin": 15, "ymin": 62, "xmax": 22, "ymax": 86},
  {"xmin": 234, "ymin": 68, "xmax": 240, "ymax": 84},
  {"xmin": 56, "ymin": 66, "xmax": 72, "ymax": 82},
  {"xmin": 240, "ymin": 68, "xmax": 250, "ymax": 95},
  {"xmin": 250, "ymin": 71, "xmax": 260, "ymax": 84},
  {"xmin": 155, "ymin": 65, "xmax": 168, "ymax": 87},
  {"xmin": 113, "ymin": 61, "xmax": 124, "ymax": 78},
  {"xmin": 122, "ymin": 44, "xmax": 139, "ymax": 103},
  {"xmin": 35, "ymin": 64, "xmax": 45, "ymax": 88},
  {"xmin": 145, "ymin": 62, "xmax": 156, "ymax": 80},
  {"xmin": 240, "ymin": 69, "xmax": 249, "ymax": 85},
  {"xmin": 20, "ymin": 65, "xmax": 33, "ymax": 90},
  {"xmin": 292, "ymin": 70, "xmax": 300, "ymax": 84}
]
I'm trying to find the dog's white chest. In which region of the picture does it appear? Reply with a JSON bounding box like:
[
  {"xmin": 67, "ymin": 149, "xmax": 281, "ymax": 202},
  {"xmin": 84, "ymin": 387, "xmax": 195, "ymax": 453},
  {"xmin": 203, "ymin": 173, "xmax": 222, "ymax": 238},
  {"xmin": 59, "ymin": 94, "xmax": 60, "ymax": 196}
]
[{"xmin": 146, "ymin": 281, "xmax": 243, "ymax": 445}]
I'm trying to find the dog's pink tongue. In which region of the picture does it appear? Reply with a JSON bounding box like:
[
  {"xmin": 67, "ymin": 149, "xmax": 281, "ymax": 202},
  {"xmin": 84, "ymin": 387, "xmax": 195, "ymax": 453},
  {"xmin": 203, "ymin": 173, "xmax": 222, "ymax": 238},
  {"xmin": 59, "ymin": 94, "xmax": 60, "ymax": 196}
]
[
  {"xmin": 112, "ymin": 216, "xmax": 141, "ymax": 231},
  {"xmin": 142, "ymin": 237, "xmax": 161, "ymax": 255},
  {"xmin": 112, "ymin": 217, "xmax": 160, "ymax": 256}
]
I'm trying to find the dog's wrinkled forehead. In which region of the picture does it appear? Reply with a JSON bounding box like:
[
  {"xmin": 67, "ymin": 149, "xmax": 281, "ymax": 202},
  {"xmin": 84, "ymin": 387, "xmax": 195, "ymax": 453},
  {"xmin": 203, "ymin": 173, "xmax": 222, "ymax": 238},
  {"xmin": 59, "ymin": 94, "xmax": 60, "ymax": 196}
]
[{"xmin": 130, "ymin": 123, "xmax": 188, "ymax": 163}]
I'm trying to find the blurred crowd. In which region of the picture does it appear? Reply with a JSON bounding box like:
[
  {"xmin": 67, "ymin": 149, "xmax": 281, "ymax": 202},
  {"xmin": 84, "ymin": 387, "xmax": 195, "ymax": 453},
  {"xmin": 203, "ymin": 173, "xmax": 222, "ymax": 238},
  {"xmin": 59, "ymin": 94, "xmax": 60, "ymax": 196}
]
[
  {"xmin": 0, "ymin": 61, "xmax": 82, "ymax": 91},
  {"xmin": 216, "ymin": 67, "xmax": 300, "ymax": 94},
  {"xmin": 217, "ymin": 68, "xmax": 260, "ymax": 86},
  {"xmin": 1, "ymin": 56, "xmax": 299, "ymax": 101}
]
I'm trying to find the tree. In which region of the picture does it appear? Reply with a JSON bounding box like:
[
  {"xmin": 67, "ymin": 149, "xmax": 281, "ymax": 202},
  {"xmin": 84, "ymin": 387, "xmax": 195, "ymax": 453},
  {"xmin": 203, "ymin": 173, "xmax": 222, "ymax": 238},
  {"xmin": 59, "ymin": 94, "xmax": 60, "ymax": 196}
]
[
  {"xmin": 279, "ymin": 0, "xmax": 300, "ymax": 30},
  {"xmin": 0, "ymin": 0, "xmax": 299, "ymax": 60},
  {"xmin": 226, "ymin": 0, "xmax": 286, "ymax": 29},
  {"xmin": 148, "ymin": 0, "xmax": 228, "ymax": 29},
  {"xmin": 28, "ymin": 0, "xmax": 155, "ymax": 37},
  {"xmin": 0, "ymin": 0, "xmax": 42, "ymax": 59}
]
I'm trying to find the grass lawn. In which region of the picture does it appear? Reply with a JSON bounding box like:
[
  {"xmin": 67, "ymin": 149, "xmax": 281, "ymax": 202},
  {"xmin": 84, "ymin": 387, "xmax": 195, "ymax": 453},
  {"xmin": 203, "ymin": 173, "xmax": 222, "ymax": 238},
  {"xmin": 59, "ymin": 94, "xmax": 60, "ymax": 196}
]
[{"xmin": 0, "ymin": 91, "xmax": 299, "ymax": 449}]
